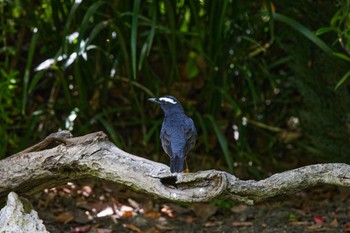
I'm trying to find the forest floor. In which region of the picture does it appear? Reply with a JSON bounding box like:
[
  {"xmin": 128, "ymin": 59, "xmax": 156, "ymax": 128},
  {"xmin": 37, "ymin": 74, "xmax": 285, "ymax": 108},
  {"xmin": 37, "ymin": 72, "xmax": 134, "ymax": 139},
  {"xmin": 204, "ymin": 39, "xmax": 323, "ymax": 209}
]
[{"xmin": 29, "ymin": 178, "xmax": 350, "ymax": 233}]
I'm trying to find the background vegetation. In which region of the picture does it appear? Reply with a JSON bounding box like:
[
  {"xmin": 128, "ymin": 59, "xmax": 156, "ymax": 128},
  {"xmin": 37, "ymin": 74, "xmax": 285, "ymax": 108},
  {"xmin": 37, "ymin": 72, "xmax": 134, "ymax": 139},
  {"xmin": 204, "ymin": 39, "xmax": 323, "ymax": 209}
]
[{"xmin": 1, "ymin": 0, "xmax": 349, "ymax": 178}]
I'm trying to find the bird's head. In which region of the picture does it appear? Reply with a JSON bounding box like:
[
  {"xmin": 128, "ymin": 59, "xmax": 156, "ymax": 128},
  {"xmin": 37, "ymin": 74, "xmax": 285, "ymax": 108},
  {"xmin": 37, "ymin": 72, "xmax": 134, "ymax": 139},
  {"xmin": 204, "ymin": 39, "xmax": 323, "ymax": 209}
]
[{"xmin": 148, "ymin": 95, "xmax": 184, "ymax": 114}]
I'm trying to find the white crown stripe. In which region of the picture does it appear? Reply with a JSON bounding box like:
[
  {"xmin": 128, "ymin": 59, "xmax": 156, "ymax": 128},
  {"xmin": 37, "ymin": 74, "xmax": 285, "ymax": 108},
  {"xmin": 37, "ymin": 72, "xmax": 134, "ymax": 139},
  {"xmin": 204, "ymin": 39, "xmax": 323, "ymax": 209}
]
[{"xmin": 159, "ymin": 97, "xmax": 177, "ymax": 104}]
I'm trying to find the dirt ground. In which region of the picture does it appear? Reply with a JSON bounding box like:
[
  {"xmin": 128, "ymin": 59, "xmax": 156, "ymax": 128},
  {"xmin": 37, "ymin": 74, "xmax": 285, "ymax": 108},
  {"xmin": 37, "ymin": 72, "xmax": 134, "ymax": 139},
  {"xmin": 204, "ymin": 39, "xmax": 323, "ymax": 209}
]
[{"xmin": 28, "ymin": 179, "xmax": 350, "ymax": 233}]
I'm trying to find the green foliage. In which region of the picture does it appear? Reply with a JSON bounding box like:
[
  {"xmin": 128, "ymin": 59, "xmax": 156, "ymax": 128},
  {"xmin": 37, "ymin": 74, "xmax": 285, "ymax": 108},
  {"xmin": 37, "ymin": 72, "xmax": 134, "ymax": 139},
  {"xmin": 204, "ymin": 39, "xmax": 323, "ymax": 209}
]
[
  {"xmin": 0, "ymin": 0, "xmax": 349, "ymax": 176},
  {"xmin": 315, "ymin": 0, "xmax": 350, "ymax": 89},
  {"xmin": 274, "ymin": 1, "xmax": 350, "ymax": 161},
  {"xmin": 213, "ymin": 199, "xmax": 233, "ymax": 210}
]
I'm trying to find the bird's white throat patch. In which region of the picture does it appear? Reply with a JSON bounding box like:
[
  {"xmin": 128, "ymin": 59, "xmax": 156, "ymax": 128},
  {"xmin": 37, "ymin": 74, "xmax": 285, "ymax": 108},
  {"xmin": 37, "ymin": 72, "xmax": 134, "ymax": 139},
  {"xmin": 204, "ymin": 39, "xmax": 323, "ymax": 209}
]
[{"xmin": 159, "ymin": 97, "xmax": 177, "ymax": 104}]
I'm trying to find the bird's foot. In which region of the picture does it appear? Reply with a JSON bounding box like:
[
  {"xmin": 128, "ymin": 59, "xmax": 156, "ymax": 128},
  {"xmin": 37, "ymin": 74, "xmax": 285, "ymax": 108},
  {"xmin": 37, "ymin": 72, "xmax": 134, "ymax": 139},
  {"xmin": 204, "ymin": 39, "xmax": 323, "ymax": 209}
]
[{"xmin": 183, "ymin": 168, "xmax": 190, "ymax": 173}]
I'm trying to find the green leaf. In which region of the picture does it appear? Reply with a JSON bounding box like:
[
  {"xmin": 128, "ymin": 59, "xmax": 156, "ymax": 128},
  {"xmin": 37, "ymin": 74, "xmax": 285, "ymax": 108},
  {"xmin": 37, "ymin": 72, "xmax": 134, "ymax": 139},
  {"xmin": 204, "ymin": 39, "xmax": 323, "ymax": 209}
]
[
  {"xmin": 22, "ymin": 28, "xmax": 38, "ymax": 115},
  {"xmin": 194, "ymin": 112, "xmax": 209, "ymax": 152},
  {"xmin": 215, "ymin": 87, "xmax": 242, "ymax": 116},
  {"xmin": 143, "ymin": 120, "xmax": 160, "ymax": 145},
  {"xmin": 315, "ymin": 27, "xmax": 334, "ymax": 36},
  {"xmin": 138, "ymin": 0, "xmax": 157, "ymax": 70},
  {"xmin": 86, "ymin": 20, "xmax": 111, "ymax": 46},
  {"xmin": 96, "ymin": 111, "xmax": 123, "ymax": 147},
  {"xmin": 114, "ymin": 25, "xmax": 131, "ymax": 79},
  {"xmin": 273, "ymin": 13, "xmax": 334, "ymax": 56},
  {"xmin": 62, "ymin": 1, "xmax": 82, "ymax": 54},
  {"xmin": 77, "ymin": 1, "xmax": 106, "ymax": 53},
  {"xmin": 28, "ymin": 71, "xmax": 44, "ymax": 94},
  {"xmin": 333, "ymin": 52, "xmax": 350, "ymax": 62},
  {"xmin": 206, "ymin": 115, "xmax": 234, "ymax": 173},
  {"xmin": 335, "ymin": 69, "xmax": 350, "ymax": 90},
  {"xmin": 164, "ymin": 0, "xmax": 179, "ymax": 81},
  {"xmin": 131, "ymin": 0, "xmax": 141, "ymax": 79}
]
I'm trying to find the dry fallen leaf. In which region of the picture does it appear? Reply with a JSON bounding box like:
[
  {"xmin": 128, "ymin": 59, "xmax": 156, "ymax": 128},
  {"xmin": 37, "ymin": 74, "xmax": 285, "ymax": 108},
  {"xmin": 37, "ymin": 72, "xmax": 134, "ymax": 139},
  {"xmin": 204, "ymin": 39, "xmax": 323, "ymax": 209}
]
[
  {"xmin": 71, "ymin": 225, "xmax": 92, "ymax": 233},
  {"xmin": 155, "ymin": 224, "xmax": 175, "ymax": 231},
  {"xmin": 144, "ymin": 226, "xmax": 161, "ymax": 233},
  {"xmin": 190, "ymin": 203, "xmax": 217, "ymax": 220},
  {"xmin": 122, "ymin": 210, "xmax": 134, "ymax": 218},
  {"xmin": 144, "ymin": 210, "xmax": 161, "ymax": 219},
  {"xmin": 230, "ymin": 204, "xmax": 248, "ymax": 214},
  {"xmin": 124, "ymin": 223, "xmax": 142, "ymax": 233},
  {"xmin": 232, "ymin": 221, "xmax": 253, "ymax": 227},
  {"xmin": 128, "ymin": 198, "xmax": 140, "ymax": 210},
  {"xmin": 97, "ymin": 206, "xmax": 114, "ymax": 218},
  {"xmin": 96, "ymin": 228, "xmax": 113, "ymax": 233},
  {"xmin": 117, "ymin": 205, "xmax": 135, "ymax": 218},
  {"xmin": 161, "ymin": 205, "xmax": 175, "ymax": 218},
  {"xmin": 330, "ymin": 218, "xmax": 338, "ymax": 227},
  {"xmin": 185, "ymin": 215, "xmax": 196, "ymax": 223},
  {"xmin": 54, "ymin": 211, "xmax": 75, "ymax": 224},
  {"xmin": 204, "ymin": 221, "xmax": 223, "ymax": 228},
  {"xmin": 288, "ymin": 220, "xmax": 309, "ymax": 226},
  {"xmin": 307, "ymin": 224, "xmax": 323, "ymax": 231},
  {"xmin": 344, "ymin": 223, "xmax": 350, "ymax": 232},
  {"xmin": 78, "ymin": 185, "xmax": 93, "ymax": 197}
]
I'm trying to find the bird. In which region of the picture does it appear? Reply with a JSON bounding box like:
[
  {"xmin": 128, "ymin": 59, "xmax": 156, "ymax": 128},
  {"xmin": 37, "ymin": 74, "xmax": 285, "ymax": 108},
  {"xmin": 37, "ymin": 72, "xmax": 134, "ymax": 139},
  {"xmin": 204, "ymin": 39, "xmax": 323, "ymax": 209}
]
[{"xmin": 148, "ymin": 95, "xmax": 197, "ymax": 173}]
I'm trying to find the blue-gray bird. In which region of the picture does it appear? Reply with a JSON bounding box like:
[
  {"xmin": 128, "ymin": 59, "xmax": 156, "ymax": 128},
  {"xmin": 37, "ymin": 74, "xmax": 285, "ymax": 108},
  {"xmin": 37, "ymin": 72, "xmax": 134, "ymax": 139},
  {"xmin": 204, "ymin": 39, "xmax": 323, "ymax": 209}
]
[{"xmin": 148, "ymin": 96, "xmax": 197, "ymax": 173}]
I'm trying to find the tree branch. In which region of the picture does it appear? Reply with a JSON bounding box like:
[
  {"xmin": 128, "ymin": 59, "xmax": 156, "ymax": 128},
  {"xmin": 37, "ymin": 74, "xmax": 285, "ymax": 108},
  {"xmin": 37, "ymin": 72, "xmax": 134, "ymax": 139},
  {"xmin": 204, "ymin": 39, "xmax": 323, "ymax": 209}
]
[{"xmin": 1, "ymin": 131, "xmax": 350, "ymax": 205}]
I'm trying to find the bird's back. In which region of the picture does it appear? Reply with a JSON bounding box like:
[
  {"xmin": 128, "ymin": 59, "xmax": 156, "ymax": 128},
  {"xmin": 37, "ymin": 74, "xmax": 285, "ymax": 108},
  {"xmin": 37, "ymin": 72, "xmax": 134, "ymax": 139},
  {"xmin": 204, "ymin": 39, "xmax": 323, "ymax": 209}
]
[{"xmin": 160, "ymin": 112, "xmax": 197, "ymax": 172}]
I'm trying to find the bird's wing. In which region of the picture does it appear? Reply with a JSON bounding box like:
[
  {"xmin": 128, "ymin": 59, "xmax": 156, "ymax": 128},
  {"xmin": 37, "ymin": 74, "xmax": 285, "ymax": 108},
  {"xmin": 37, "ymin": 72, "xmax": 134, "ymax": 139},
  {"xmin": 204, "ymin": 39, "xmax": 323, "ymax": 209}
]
[
  {"xmin": 184, "ymin": 117, "xmax": 197, "ymax": 157},
  {"xmin": 160, "ymin": 128, "xmax": 172, "ymax": 157}
]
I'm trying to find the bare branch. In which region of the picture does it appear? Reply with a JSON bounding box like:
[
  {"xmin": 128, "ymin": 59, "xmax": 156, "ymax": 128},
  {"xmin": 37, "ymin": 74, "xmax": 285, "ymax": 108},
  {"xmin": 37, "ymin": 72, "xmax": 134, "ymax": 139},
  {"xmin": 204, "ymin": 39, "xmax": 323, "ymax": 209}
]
[{"xmin": 1, "ymin": 131, "xmax": 350, "ymax": 205}]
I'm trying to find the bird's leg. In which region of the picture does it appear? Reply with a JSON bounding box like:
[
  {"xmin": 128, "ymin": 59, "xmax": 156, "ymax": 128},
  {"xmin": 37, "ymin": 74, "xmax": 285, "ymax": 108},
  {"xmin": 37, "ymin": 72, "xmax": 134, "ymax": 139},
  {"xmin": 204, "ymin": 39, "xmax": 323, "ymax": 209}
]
[{"xmin": 183, "ymin": 158, "xmax": 190, "ymax": 173}]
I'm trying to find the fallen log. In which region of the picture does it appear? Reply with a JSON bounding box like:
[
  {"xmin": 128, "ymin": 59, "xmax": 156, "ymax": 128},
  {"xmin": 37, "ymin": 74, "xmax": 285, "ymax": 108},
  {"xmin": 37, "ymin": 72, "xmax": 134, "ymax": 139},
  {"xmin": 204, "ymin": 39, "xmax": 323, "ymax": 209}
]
[
  {"xmin": 0, "ymin": 192, "xmax": 48, "ymax": 233},
  {"xmin": 1, "ymin": 131, "xmax": 349, "ymax": 205}
]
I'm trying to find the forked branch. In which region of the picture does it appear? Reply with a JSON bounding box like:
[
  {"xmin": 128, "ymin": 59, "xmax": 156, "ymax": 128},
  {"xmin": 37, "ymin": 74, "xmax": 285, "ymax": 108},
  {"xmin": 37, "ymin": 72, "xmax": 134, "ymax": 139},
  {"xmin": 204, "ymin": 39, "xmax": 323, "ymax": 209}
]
[{"xmin": 1, "ymin": 131, "xmax": 349, "ymax": 205}]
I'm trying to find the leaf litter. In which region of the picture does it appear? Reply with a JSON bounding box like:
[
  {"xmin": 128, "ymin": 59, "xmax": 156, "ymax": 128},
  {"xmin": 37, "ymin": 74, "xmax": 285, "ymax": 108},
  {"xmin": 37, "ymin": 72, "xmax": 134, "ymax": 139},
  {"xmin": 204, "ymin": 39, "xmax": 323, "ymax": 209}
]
[{"xmin": 30, "ymin": 179, "xmax": 350, "ymax": 233}]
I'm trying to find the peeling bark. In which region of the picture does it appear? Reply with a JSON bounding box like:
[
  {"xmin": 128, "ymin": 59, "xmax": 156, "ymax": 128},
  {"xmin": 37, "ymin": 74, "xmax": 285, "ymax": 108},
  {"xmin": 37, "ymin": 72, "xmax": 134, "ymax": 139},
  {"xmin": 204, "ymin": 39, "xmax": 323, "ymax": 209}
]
[{"xmin": 1, "ymin": 131, "xmax": 350, "ymax": 205}]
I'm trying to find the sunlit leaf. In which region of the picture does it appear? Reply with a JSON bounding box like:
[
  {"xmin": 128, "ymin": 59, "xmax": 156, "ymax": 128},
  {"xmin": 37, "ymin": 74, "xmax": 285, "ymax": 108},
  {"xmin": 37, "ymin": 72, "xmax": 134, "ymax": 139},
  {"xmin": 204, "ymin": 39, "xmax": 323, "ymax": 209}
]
[{"xmin": 34, "ymin": 58, "xmax": 55, "ymax": 71}]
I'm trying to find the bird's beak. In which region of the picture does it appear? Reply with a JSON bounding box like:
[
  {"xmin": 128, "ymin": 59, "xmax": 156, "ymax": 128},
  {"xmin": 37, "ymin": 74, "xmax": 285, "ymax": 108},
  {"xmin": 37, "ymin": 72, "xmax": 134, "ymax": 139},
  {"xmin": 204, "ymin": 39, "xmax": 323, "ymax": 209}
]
[{"xmin": 148, "ymin": 98, "xmax": 159, "ymax": 103}]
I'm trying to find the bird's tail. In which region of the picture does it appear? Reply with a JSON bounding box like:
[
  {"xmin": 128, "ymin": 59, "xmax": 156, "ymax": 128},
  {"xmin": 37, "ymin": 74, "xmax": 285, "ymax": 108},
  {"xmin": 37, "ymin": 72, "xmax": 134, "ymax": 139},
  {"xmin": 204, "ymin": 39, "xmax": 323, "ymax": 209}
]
[{"xmin": 170, "ymin": 155, "xmax": 185, "ymax": 173}]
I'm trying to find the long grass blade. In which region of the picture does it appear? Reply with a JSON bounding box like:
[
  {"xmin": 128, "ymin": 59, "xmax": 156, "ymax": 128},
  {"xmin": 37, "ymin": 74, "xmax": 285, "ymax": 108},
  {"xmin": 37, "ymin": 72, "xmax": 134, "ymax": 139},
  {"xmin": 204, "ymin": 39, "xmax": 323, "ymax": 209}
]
[
  {"xmin": 62, "ymin": 0, "xmax": 82, "ymax": 54},
  {"xmin": 77, "ymin": 1, "xmax": 106, "ymax": 52},
  {"xmin": 273, "ymin": 13, "xmax": 334, "ymax": 56},
  {"xmin": 96, "ymin": 114, "xmax": 122, "ymax": 147},
  {"xmin": 114, "ymin": 25, "xmax": 131, "ymax": 79},
  {"xmin": 335, "ymin": 70, "xmax": 350, "ymax": 90},
  {"xmin": 194, "ymin": 112, "xmax": 209, "ymax": 152},
  {"xmin": 146, "ymin": 0, "xmax": 157, "ymax": 56},
  {"xmin": 164, "ymin": 0, "xmax": 179, "ymax": 81},
  {"xmin": 138, "ymin": 0, "xmax": 157, "ymax": 70},
  {"xmin": 215, "ymin": 87, "xmax": 242, "ymax": 116},
  {"xmin": 131, "ymin": 0, "xmax": 141, "ymax": 79},
  {"xmin": 206, "ymin": 115, "xmax": 234, "ymax": 173},
  {"xmin": 86, "ymin": 20, "xmax": 111, "ymax": 46},
  {"xmin": 22, "ymin": 28, "xmax": 38, "ymax": 115}
]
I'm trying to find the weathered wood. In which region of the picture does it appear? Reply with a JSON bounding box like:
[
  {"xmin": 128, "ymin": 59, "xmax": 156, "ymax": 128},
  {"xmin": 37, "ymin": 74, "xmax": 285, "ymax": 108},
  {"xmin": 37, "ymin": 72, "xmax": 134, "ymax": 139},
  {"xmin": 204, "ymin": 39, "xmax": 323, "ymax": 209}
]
[
  {"xmin": 1, "ymin": 131, "xmax": 350, "ymax": 205},
  {"xmin": 0, "ymin": 192, "xmax": 48, "ymax": 233}
]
